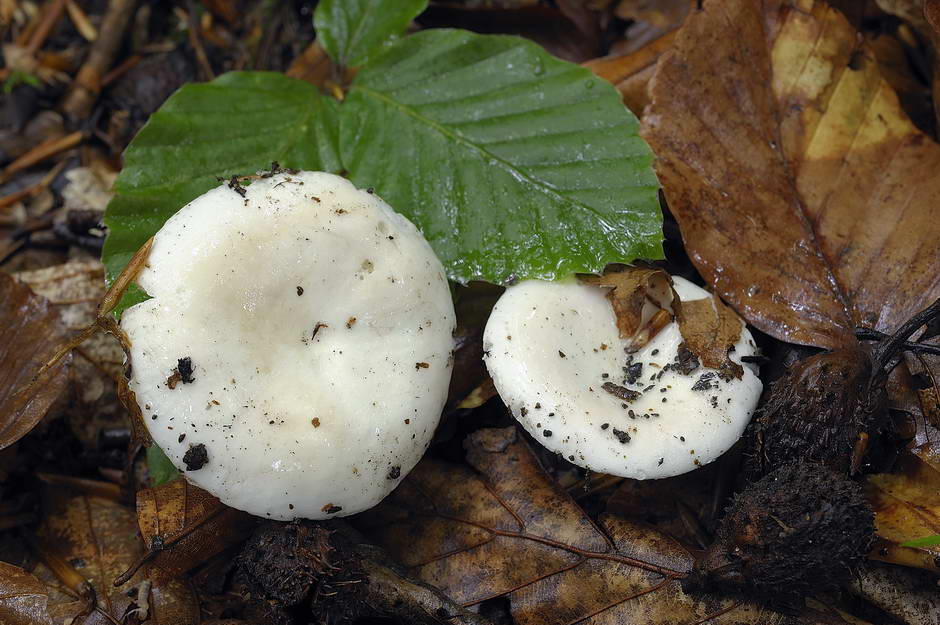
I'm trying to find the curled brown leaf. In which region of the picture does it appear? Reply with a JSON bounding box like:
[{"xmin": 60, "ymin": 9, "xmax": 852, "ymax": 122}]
[{"xmin": 580, "ymin": 266, "xmax": 675, "ymax": 351}]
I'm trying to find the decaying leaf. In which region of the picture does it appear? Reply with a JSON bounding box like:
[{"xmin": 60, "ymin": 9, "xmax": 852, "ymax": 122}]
[
  {"xmin": 675, "ymin": 295, "xmax": 746, "ymax": 380},
  {"xmin": 358, "ymin": 426, "xmax": 827, "ymax": 624},
  {"xmin": 133, "ymin": 478, "xmax": 258, "ymax": 584},
  {"xmin": 580, "ymin": 266, "xmax": 675, "ymax": 351},
  {"xmin": 0, "ymin": 272, "xmax": 71, "ymax": 450},
  {"xmin": 866, "ymin": 442, "xmax": 940, "ymax": 574},
  {"xmin": 31, "ymin": 485, "xmax": 199, "ymax": 624},
  {"xmin": 848, "ymin": 565, "xmax": 940, "ymax": 625},
  {"xmin": 0, "ymin": 562, "xmax": 54, "ymax": 625},
  {"xmin": 15, "ymin": 260, "xmax": 126, "ymax": 444},
  {"xmin": 642, "ymin": 0, "xmax": 940, "ymax": 349}
]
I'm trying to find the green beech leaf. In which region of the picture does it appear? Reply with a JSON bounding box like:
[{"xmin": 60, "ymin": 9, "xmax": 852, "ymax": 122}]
[
  {"xmin": 102, "ymin": 72, "xmax": 340, "ymax": 314},
  {"xmin": 315, "ymin": 0, "xmax": 428, "ymax": 68},
  {"xmin": 146, "ymin": 444, "xmax": 180, "ymax": 486},
  {"xmin": 340, "ymin": 30, "xmax": 662, "ymax": 284},
  {"xmin": 900, "ymin": 534, "xmax": 940, "ymax": 548}
]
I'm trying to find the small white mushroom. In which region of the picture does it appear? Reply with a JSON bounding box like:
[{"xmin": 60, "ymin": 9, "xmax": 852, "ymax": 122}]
[
  {"xmin": 121, "ymin": 171, "xmax": 455, "ymax": 520},
  {"xmin": 482, "ymin": 275, "xmax": 761, "ymax": 479}
]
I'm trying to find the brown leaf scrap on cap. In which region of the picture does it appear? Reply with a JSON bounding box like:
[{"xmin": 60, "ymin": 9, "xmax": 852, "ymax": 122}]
[
  {"xmin": 580, "ymin": 266, "xmax": 675, "ymax": 351},
  {"xmin": 675, "ymin": 295, "xmax": 745, "ymax": 380}
]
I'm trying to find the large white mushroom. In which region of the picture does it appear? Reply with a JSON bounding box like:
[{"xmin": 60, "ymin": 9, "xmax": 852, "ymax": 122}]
[
  {"xmin": 482, "ymin": 273, "xmax": 761, "ymax": 479},
  {"xmin": 121, "ymin": 170, "xmax": 455, "ymax": 520}
]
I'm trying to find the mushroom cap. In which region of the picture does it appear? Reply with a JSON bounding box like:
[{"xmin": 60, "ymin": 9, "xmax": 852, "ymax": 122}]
[
  {"xmin": 121, "ymin": 171, "xmax": 455, "ymax": 520},
  {"xmin": 482, "ymin": 276, "xmax": 761, "ymax": 479}
]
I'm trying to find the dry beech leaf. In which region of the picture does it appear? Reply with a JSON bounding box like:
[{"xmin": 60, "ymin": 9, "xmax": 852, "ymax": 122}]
[
  {"xmin": 0, "ymin": 272, "xmax": 71, "ymax": 450},
  {"xmin": 31, "ymin": 486, "xmax": 199, "ymax": 625},
  {"xmin": 135, "ymin": 478, "xmax": 258, "ymax": 583},
  {"xmin": 865, "ymin": 442, "xmax": 940, "ymax": 575},
  {"xmin": 15, "ymin": 260, "xmax": 126, "ymax": 443},
  {"xmin": 580, "ymin": 266, "xmax": 675, "ymax": 350},
  {"xmin": 642, "ymin": 0, "xmax": 940, "ymax": 350},
  {"xmin": 358, "ymin": 426, "xmax": 825, "ymax": 625},
  {"xmin": 0, "ymin": 562, "xmax": 54, "ymax": 625},
  {"xmin": 675, "ymin": 295, "xmax": 746, "ymax": 380}
]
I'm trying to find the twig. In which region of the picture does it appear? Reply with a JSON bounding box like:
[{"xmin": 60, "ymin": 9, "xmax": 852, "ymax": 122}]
[
  {"xmin": 184, "ymin": 2, "xmax": 214, "ymax": 81},
  {"xmin": 100, "ymin": 54, "xmax": 141, "ymax": 88},
  {"xmin": 0, "ymin": 159, "xmax": 69, "ymax": 211},
  {"xmin": 65, "ymin": 0, "xmax": 98, "ymax": 41},
  {"xmin": 25, "ymin": 0, "xmax": 68, "ymax": 55},
  {"xmin": 59, "ymin": 0, "xmax": 138, "ymax": 120},
  {"xmin": 855, "ymin": 327, "xmax": 940, "ymax": 358},
  {"xmin": 0, "ymin": 130, "xmax": 82, "ymax": 183}
]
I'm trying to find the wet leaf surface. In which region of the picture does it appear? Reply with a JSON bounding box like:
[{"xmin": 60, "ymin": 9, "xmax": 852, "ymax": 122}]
[
  {"xmin": 358, "ymin": 427, "xmax": 823, "ymax": 624},
  {"xmin": 675, "ymin": 295, "xmax": 746, "ymax": 380},
  {"xmin": 642, "ymin": 0, "xmax": 940, "ymax": 349},
  {"xmin": 0, "ymin": 562, "xmax": 53, "ymax": 625},
  {"xmin": 0, "ymin": 272, "xmax": 71, "ymax": 450}
]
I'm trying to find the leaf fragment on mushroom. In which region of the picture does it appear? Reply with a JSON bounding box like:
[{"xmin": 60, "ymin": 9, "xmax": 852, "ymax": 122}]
[
  {"xmin": 580, "ymin": 266, "xmax": 675, "ymax": 350},
  {"xmin": 675, "ymin": 295, "xmax": 746, "ymax": 380}
]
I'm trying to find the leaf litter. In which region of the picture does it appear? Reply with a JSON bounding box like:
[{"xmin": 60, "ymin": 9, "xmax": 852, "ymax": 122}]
[{"xmin": 2, "ymin": 0, "xmax": 940, "ymax": 623}]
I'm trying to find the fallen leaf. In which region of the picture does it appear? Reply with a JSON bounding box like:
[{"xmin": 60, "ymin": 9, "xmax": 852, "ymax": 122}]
[
  {"xmin": 0, "ymin": 271, "xmax": 71, "ymax": 450},
  {"xmin": 584, "ymin": 30, "xmax": 677, "ymax": 114},
  {"xmin": 848, "ymin": 565, "xmax": 940, "ymax": 625},
  {"xmin": 0, "ymin": 562, "xmax": 53, "ymax": 625},
  {"xmin": 134, "ymin": 478, "xmax": 258, "ymax": 584},
  {"xmin": 15, "ymin": 260, "xmax": 126, "ymax": 444},
  {"xmin": 675, "ymin": 295, "xmax": 746, "ymax": 380},
  {"xmin": 580, "ymin": 266, "xmax": 675, "ymax": 350},
  {"xmin": 865, "ymin": 442, "xmax": 940, "ymax": 574},
  {"xmin": 642, "ymin": 0, "xmax": 940, "ymax": 349},
  {"xmin": 31, "ymin": 485, "xmax": 200, "ymax": 624},
  {"xmin": 357, "ymin": 426, "xmax": 829, "ymax": 624}
]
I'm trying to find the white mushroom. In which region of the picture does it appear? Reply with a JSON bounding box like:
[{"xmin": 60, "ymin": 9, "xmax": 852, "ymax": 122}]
[
  {"xmin": 121, "ymin": 171, "xmax": 455, "ymax": 520},
  {"xmin": 482, "ymin": 275, "xmax": 761, "ymax": 479}
]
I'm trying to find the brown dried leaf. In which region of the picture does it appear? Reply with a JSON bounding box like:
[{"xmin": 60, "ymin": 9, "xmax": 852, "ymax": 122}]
[
  {"xmin": 583, "ymin": 30, "xmax": 676, "ymax": 114},
  {"xmin": 580, "ymin": 266, "xmax": 675, "ymax": 350},
  {"xmin": 31, "ymin": 486, "xmax": 199, "ymax": 624},
  {"xmin": 675, "ymin": 295, "xmax": 746, "ymax": 380},
  {"xmin": 135, "ymin": 478, "xmax": 258, "ymax": 583},
  {"xmin": 357, "ymin": 426, "xmax": 821, "ymax": 624},
  {"xmin": 865, "ymin": 442, "xmax": 940, "ymax": 574},
  {"xmin": 0, "ymin": 562, "xmax": 54, "ymax": 625},
  {"xmin": 0, "ymin": 272, "xmax": 70, "ymax": 450},
  {"xmin": 15, "ymin": 260, "xmax": 126, "ymax": 444},
  {"xmin": 642, "ymin": 0, "xmax": 940, "ymax": 350}
]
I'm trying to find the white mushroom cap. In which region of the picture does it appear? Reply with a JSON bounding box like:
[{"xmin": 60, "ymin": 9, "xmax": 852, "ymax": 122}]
[
  {"xmin": 121, "ymin": 171, "xmax": 455, "ymax": 520},
  {"xmin": 482, "ymin": 276, "xmax": 761, "ymax": 479}
]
